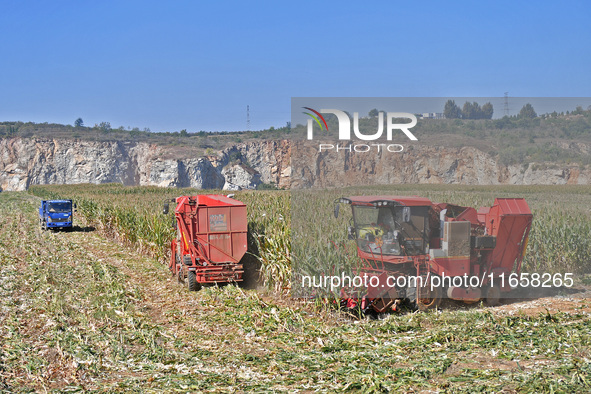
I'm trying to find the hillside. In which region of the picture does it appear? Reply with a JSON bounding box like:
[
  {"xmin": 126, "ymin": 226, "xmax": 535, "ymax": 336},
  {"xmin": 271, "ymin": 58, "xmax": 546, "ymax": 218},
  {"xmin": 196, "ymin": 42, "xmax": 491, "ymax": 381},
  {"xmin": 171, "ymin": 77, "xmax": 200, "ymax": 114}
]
[
  {"xmin": 2, "ymin": 107, "xmax": 591, "ymax": 166},
  {"xmin": 1, "ymin": 108, "xmax": 591, "ymax": 191},
  {"xmin": 0, "ymin": 138, "xmax": 291, "ymax": 191},
  {"xmin": 0, "ymin": 121, "xmax": 292, "ymax": 157},
  {"xmin": 290, "ymin": 108, "xmax": 591, "ymax": 167}
]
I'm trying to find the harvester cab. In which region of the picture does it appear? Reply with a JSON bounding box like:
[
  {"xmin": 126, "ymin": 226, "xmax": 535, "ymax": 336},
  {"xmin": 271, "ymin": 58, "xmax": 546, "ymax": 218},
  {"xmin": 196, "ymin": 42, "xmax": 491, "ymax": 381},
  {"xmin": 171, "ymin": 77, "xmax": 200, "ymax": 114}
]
[
  {"xmin": 335, "ymin": 196, "xmax": 533, "ymax": 313},
  {"xmin": 166, "ymin": 195, "xmax": 248, "ymax": 291},
  {"xmin": 336, "ymin": 196, "xmax": 432, "ymax": 259}
]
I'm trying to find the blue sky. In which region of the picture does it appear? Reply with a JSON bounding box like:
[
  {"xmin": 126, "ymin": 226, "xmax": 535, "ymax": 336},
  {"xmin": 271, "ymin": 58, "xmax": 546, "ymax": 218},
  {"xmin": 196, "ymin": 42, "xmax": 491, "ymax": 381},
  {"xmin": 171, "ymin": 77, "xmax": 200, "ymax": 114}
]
[{"xmin": 1, "ymin": 1, "xmax": 589, "ymax": 132}]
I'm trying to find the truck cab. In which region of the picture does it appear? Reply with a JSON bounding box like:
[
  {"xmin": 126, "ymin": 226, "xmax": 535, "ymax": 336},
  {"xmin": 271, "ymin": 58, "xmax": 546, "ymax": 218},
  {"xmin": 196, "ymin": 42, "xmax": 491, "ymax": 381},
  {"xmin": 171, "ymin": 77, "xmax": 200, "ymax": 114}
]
[{"xmin": 39, "ymin": 200, "xmax": 76, "ymax": 230}]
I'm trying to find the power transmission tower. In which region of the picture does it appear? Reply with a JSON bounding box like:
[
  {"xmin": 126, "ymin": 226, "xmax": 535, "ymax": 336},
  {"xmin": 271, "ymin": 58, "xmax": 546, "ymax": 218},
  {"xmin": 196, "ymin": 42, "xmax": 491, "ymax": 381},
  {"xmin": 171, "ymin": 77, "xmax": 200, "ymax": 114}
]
[
  {"xmin": 247, "ymin": 105, "xmax": 250, "ymax": 131},
  {"xmin": 504, "ymin": 92, "xmax": 510, "ymax": 116}
]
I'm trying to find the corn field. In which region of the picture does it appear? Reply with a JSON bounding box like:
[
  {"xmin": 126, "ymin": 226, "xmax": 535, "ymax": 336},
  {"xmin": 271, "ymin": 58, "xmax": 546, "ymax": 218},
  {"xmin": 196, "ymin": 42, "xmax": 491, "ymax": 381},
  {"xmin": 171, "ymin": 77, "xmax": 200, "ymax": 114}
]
[
  {"xmin": 29, "ymin": 184, "xmax": 591, "ymax": 293},
  {"xmin": 3, "ymin": 189, "xmax": 590, "ymax": 392},
  {"xmin": 29, "ymin": 184, "xmax": 291, "ymax": 291}
]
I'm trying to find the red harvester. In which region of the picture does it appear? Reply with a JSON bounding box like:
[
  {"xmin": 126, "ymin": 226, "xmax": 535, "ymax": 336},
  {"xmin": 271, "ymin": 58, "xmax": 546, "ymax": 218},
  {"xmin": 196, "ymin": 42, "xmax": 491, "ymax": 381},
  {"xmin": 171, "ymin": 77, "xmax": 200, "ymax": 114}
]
[
  {"xmin": 335, "ymin": 196, "xmax": 533, "ymax": 312},
  {"xmin": 166, "ymin": 195, "xmax": 248, "ymax": 291}
]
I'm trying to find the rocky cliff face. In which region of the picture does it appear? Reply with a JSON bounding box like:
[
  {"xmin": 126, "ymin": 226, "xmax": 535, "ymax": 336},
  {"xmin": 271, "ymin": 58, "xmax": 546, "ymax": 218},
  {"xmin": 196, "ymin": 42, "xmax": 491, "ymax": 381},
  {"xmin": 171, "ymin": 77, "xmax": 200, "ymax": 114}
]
[
  {"xmin": 290, "ymin": 141, "xmax": 591, "ymax": 188},
  {"xmin": 0, "ymin": 138, "xmax": 291, "ymax": 191},
  {"xmin": 0, "ymin": 137, "xmax": 589, "ymax": 191}
]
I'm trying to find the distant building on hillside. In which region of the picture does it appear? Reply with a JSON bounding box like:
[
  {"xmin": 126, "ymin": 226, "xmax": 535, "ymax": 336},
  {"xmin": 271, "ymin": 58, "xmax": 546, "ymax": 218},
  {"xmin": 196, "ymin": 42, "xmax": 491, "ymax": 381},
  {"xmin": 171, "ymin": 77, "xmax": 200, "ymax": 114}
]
[{"xmin": 421, "ymin": 112, "xmax": 445, "ymax": 119}]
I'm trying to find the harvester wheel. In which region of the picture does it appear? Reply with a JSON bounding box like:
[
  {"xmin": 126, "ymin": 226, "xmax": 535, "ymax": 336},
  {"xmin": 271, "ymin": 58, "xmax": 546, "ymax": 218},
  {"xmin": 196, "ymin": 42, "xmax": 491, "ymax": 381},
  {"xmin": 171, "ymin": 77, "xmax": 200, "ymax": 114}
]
[
  {"xmin": 417, "ymin": 284, "xmax": 442, "ymax": 311},
  {"xmin": 187, "ymin": 271, "xmax": 201, "ymax": 292},
  {"xmin": 406, "ymin": 279, "xmax": 442, "ymax": 311},
  {"xmin": 485, "ymin": 286, "xmax": 501, "ymax": 306}
]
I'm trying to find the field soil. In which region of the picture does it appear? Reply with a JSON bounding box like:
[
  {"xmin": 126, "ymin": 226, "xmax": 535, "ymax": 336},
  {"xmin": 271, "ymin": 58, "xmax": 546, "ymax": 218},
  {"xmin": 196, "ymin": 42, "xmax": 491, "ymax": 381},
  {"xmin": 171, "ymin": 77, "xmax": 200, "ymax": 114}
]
[{"xmin": 1, "ymin": 192, "xmax": 590, "ymax": 392}]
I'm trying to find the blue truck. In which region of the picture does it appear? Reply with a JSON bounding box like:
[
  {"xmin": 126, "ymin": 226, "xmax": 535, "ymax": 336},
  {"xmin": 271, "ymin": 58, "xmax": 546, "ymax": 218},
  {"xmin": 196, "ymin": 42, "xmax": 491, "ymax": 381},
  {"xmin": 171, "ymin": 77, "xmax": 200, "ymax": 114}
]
[{"xmin": 39, "ymin": 200, "xmax": 77, "ymax": 230}]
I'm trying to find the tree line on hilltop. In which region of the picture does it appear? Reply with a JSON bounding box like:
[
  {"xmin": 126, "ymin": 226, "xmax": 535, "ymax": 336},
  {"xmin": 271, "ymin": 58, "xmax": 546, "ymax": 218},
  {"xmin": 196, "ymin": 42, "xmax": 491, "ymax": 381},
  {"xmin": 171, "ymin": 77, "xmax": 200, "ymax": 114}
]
[
  {"xmin": 443, "ymin": 100, "xmax": 494, "ymax": 120},
  {"xmin": 443, "ymin": 100, "xmax": 551, "ymax": 120}
]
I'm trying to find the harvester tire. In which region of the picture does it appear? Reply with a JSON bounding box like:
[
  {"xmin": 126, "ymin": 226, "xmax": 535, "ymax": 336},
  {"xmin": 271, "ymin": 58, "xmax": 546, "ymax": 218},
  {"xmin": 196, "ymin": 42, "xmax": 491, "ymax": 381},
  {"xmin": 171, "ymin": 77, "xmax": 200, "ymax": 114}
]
[
  {"xmin": 187, "ymin": 271, "xmax": 201, "ymax": 292},
  {"xmin": 485, "ymin": 286, "xmax": 501, "ymax": 306}
]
